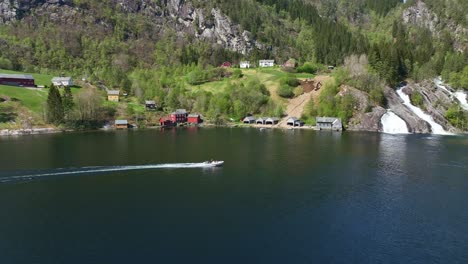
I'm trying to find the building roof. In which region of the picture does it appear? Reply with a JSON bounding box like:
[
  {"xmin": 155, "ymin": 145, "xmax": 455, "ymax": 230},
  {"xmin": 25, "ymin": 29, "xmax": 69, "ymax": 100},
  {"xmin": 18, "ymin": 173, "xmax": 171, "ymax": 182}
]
[
  {"xmin": 243, "ymin": 116, "xmax": 256, "ymax": 121},
  {"xmin": 107, "ymin": 90, "xmax": 120, "ymax": 95},
  {"xmin": 145, "ymin": 100, "xmax": 156, "ymax": 105},
  {"xmin": 316, "ymin": 117, "xmax": 340, "ymax": 123},
  {"xmin": 173, "ymin": 109, "xmax": 187, "ymax": 114},
  {"xmin": 115, "ymin": 120, "xmax": 128, "ymax": 125},
  {"xmin": 188, "ymin": 114, "xmax": 200, "ymax": 118},
  {"xmin": 259, "ymin": 60, "xmax": 274, "ymax": 63},
  {"xmin": 51, "ymin": 77, "xmax": 72, "ymax": 82},
  {"xmin": 287, "ymin": 117, "xmax": 299, "ymax": 122},
  {"xmin": 266, "ymin": 117, "xmax": 280, "ymax": 121},
  {"xmin": 0, "ymin": 73, "xmax": 34, "ymax": 80}
]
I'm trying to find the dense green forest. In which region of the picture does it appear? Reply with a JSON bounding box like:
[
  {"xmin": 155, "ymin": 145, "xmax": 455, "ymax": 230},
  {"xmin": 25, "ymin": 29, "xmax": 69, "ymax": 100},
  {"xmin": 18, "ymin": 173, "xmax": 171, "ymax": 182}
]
[{"xmin": 0, "ymin": 0, "xmax": 467, "ymax": 128}]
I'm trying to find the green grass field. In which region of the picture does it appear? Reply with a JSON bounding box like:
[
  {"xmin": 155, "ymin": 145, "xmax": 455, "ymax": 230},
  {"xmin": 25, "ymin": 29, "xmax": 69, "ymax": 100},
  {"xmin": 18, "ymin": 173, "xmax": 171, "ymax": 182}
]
[
  {"xmin": 187, "ymin": 67, "xmax": 315, "ymax": 104},
  {"xmin": 0, "ymin": 68, "xmax": 54, "ymax": 86}
]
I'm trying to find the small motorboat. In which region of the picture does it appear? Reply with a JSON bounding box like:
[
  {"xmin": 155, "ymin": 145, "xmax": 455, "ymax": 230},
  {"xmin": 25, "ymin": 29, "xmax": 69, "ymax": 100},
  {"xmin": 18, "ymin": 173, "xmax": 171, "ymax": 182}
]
[{"xmin": 203, "ymin": 160, "xmax": 224, "ymax": 167}]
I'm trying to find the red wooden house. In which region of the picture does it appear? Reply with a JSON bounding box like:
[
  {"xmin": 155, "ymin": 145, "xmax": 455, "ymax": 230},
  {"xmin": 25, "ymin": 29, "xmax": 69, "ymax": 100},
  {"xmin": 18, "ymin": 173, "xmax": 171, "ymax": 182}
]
[
  {"xmin": 159, "ymin": 117, "xmax": 174, "ymax": 127},
  {"xmin": 170, "ymin": 109, "xmax": 188, "ymax": 123},
  {"xmin": 188, "ymin": 114, "xmax": 202, "ymax": 124},
  {"xmin": 0, "ymin": 74, "xmax": 35, "ymax": 87}
]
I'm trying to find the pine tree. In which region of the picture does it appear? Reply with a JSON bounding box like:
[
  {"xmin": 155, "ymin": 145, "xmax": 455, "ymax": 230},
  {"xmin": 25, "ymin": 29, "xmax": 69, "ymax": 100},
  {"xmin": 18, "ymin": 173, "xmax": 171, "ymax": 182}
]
[
  {"xmin": 62, "ymin": 86, "xmax": 74, "ymax": 119},
  {"xmin": 46, "ymin": 84, "xmax": 64, "ymax": 124}
]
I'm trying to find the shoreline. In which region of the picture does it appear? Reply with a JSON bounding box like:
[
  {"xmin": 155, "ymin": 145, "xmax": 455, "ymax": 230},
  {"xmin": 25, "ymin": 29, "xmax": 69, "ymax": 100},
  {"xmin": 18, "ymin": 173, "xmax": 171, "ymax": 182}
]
[{"xmin": 1, "ymin": 124, "xmax": 467, "ymax": 137}]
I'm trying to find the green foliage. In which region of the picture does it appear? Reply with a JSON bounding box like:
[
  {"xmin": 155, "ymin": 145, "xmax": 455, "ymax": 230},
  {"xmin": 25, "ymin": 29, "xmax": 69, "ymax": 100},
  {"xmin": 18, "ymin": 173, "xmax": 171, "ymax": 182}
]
[
  {"xmin": 277, "ymin": 84, "xmax": 294, "ymax": 98},
  {"xmin": 297, "ymin": 62, "xmax": 322, "ymax": 74},
  {"xmin": 46, "ymin": 84, "xmax": 64, "ymax": 124},
  {"xmin": 445, "ymin": 105, "xmax": 468, "ymax": 130},
  {"xmin": 410, "ymin": 92, "xmax": 424, "ymax": 108},
  {"xmin": 62, "ymin": 86, "xmax": 75, "ymax": 118}
]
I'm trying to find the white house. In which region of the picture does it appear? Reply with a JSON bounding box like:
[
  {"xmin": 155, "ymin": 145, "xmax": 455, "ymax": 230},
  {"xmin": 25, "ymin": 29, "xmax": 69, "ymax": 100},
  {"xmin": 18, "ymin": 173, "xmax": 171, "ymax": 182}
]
[
  {"xmin": 240, "ymin": 61, "xmax": 251, "ymax": 68},
  {"xmin": 259, "ymin": 60, "xmax": 274, "ymax": 67},
  {"xmin": 51, "ymin": 77, "xmax": 73, "ymax": 87}
]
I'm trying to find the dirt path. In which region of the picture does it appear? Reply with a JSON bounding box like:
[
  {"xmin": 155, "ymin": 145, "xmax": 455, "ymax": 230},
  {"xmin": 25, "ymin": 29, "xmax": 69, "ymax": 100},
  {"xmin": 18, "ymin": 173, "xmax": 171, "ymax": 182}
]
[{"xmin": 277, "ymin": 75, "xmax": 331, "ymax": 128}]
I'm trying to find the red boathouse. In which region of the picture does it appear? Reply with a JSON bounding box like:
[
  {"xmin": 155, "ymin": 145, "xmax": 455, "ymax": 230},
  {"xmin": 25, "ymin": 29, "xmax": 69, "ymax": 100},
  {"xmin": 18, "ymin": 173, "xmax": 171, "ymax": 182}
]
[
  {"xmin": 188, "ymin": 114, "xmax": 202, "ymax": 124},
  {"xmin": 170, "ymin": 109, "xmax": 188, "ymax": 123}
]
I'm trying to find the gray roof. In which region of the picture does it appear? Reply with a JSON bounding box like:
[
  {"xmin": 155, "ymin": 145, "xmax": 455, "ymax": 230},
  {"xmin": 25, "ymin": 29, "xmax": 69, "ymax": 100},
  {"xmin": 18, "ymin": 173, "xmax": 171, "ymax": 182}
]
[
  {"xmin": 316, "ymin": 117, "xmax": 340, "ymax": 123},
  {"xmin": 107, "ymin": 90, "xmax": 120, "ymax": 95},
  {"xmin": 259, "ymin": 60, "xmax": 274, "ymax": 63},
  {"xmin": 243, "ymin": 116, "xmax": 256, "ymax": 121},
  {"xmin": 52, "ymin": 77, "xmax": 72, "ymax": 82},
  {"xmin": 0, "ymin": 73, "xmax": 34, "ymax": 80},
  {"xmin": 172, "ymin": 109, "xmax": 187, "ymax": 115},
  {"xmin": 287, "ymin": 117, "xmax": 299, "ymax": 122},
  {"xmin": 188, "ymin": 114, "xmax": 200, "ymax": 118},
  {"xmin": 256, "ymin": 117, "xmax": 267, "ymax": 121},
  {"xmin": 115, "ymin": 120, "xmax": 128, "ymax": 125},
  {"xmin": 266, "ymin": 117, "xmax": 280, "ymax": 121},
  {"xmin": 145, "ymin": 100, "xmax": 156, "ymax": 104}
]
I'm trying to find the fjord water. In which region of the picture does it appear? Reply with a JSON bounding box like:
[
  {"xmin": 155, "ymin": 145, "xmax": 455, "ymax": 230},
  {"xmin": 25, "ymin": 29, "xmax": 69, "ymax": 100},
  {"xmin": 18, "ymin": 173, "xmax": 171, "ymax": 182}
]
[{"xmin": 0, "ymin": 128, "xmax": 467, "ymax": 263}]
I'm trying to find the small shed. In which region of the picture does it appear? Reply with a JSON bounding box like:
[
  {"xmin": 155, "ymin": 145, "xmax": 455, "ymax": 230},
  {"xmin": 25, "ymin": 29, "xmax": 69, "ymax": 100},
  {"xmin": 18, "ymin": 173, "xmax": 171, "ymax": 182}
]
[
  {"xmin": 256, "ymin": 117, "xmax": 266, "ymax": 125},
  {"xmin": 188, "ymin": 114, "xmax": 202, "ymax": 124},
  {"xmin": 159, "ymin": 117, "xmax": 175, "ymax": 127},
  {"xmin": 145, "ymin": 100, "xmax": 156, "ymax": 110},
  {"xmin": 221, "ymin": 62, "xmax": 232, "ymax": 68},
  {"xmin": 240, "ymin": 61, "xmax": 250, "ymax": 69},
  {"xmin": 259, "ymin": 60, "xmax": 274, "ymax": 67},
  {"xmin": 243, "ymin": 116, "xmax": 256, "ymax": 124},
  {"xmin": 107, "ymin": 90, "xmax": 120, "ymax": 102},
  {"xmin": 265, "ymin": 117, "xmax": 280, "ymax": 125},
  {"xmin": 52, "ymin": 77, "xmax": 73, "ymax": 87},
  {"xmin": 316, "ymin": 117, "xmax": 342, "ymax": 131},
  {"xmin": 287, "ymin": 117, "xmax": 304, "ymax": 127},
  {"xmin": 115, "ymin": 119, "xmax": 128, "ymax": 129}
]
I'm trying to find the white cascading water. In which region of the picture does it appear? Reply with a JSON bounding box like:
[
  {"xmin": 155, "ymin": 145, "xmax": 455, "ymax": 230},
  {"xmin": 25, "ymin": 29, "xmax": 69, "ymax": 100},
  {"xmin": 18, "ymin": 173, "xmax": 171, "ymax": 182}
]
[
  {"xmin": 434, "ymin": 77, "xmax": 468, "ymax": 110},
  {"xmin": 396, "ymin": 86, "xmax": 452, "ymax": 135},
  {"xmin": 381, "ymin": 111, "xmax": 409, "ymax": 134}
]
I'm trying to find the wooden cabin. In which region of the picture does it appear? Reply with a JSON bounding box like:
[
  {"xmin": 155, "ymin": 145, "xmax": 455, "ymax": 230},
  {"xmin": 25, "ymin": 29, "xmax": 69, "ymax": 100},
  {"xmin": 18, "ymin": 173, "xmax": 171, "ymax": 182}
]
[
  {"xmin": 52, "ymin": 77, "xmax": 73, "ymax": 87},
  {"xmin": 0, "ymin": 73, "xmax": 35, "ymax": 87},
  {"xmin": 107, "ymin": 90, "xmax": 120, "ymax": 102},
  {"xmin": 240, "ymin": 61, "xmax": 250, "ymax": 69},
  {"xmin": 259, "ymin": 60, "xmax": 274, "ymax": 67},
  {"xmin": 170, "ymin": 109, "xmax": 188, "ymax": 123},
  {"xmin": 115, "ymin": 119, "xmax": 128, "ymax": 129},
  {"xmin": 145, "ymin": 100, "xmax": 156, "ymax": 110},
  {"xmin": 316, "ymin": 117, "xmax": 342, "ymax": 131},
  {"xmin": 188, "ymin": 114, "xmax": 202, "ymax": 124},
  {"xmin": 159, "ymin": 117, "xmax": 175, "ymax": 127}
]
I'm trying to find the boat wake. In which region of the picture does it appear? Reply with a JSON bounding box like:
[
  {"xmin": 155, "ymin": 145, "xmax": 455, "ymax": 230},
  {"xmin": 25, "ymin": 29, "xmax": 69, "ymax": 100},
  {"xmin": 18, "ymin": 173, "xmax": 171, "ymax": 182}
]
[{"xmin": 0, "ymin": 163, "xmax": 221, "ymax": 184}]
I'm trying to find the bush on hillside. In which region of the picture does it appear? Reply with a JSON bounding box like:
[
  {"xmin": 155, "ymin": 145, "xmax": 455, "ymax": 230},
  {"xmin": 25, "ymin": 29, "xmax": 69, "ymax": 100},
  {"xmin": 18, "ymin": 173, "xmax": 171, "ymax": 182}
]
[{"xmin": 277, "ymin": 84, "xmax": 294, "ymax": 98}]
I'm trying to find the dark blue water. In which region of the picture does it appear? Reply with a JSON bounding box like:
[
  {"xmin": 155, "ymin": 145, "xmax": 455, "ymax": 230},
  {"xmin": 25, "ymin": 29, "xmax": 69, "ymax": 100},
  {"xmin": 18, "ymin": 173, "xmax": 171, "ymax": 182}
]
[{"xmin": 0, "ymin": 128, "xmax": 467, "ymax": 263}]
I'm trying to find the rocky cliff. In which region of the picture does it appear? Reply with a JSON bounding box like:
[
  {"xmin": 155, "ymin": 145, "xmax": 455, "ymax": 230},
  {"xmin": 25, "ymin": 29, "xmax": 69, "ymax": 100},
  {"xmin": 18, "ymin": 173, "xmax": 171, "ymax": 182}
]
[{"xmin": 0, "ymin": 0, "xmax": 259, "ymax": 55}]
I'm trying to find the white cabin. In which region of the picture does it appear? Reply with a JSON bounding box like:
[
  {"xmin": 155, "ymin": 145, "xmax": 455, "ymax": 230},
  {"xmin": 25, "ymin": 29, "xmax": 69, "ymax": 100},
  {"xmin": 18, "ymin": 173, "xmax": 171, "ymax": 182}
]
[
  {"xmin": 51, "ymin": 77, "xmax": 73, "ymax": 87},
  {"xmin": 259, "ymin": 60, "xmax": 274, "ymax": 67},
  {"xmin": 240, "ymin": 61, "xmax": 251, "ymax": 69}
]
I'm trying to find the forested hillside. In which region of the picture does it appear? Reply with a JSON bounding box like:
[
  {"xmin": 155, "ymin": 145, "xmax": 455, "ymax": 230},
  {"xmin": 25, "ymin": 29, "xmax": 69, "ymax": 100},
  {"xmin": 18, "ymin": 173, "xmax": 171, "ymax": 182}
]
[{"xmin": 0, "ymin": 0, "xmax": 466, "ymax": 130}]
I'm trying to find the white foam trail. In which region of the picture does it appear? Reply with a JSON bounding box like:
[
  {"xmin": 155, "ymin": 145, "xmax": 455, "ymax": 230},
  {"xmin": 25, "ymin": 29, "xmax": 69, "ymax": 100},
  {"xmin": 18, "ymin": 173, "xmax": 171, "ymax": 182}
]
[
  {"xmin": 0, "ymin": 163, "xmax": 219, "ymax": 183},
  {"xmin": 434, "ymin": 77, "xmax": 468, "ymax": 110},
  {"xmin": 381, "ymin": 111, "xmax": 409, "ymax": 134},
  {"xmin": 396, "ymin": 86, "xmax": 452, "ymax": 135}
]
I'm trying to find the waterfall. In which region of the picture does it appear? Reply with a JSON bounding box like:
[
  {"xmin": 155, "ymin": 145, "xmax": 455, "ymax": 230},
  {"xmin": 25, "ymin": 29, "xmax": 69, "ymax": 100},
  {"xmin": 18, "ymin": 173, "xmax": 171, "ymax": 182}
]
[
  {"xmin": 434, "ymin": 77, "xmax": 468, "ymax": 110},
  {"xmin": 381, "ymin": 111, "xmax": 409, "ymax": 134},
  {"xmin": 396, "ymin": 86, "xmax": 452, "ymax": 135}
]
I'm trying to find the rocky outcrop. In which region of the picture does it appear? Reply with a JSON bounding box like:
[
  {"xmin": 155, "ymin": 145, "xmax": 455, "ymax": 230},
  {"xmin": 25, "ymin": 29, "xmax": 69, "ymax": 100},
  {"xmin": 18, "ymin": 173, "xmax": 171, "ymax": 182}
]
[
  {"xmin": 383, "ymin": 86, "xmax": 432, "ymax": 133},
  {"xmin": 402, "ymin": 0, "xmax": 467, "ymax": 52},
  {"xmin": 0, "ymin": 0, "xmax": 259, "ymax": 55}
]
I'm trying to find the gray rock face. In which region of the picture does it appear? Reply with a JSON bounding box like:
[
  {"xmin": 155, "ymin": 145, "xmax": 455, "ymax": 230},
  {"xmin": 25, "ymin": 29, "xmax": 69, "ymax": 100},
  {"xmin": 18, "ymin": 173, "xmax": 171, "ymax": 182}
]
[
  {"xmin": 383, "ymin": 86, "xmax": 432, "ymax": 133},
  {"xmin": 402, "ymin": 0, "xmax": 467, "ymax": 52},
  {"xmin": 0, "ymin": 0, "xmax": 258, "ymax": 55}
]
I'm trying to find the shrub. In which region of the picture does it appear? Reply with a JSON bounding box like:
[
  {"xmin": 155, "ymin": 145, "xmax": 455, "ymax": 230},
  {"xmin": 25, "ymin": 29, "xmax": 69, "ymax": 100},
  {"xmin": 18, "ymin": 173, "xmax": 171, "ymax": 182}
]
[
  {"xmin": 277, "ymin": 85, "xmax": 294, "ymax": 98},
  {"xmin": 297, "ymin": 62, "xmax": 320, "ymax": 74}
]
